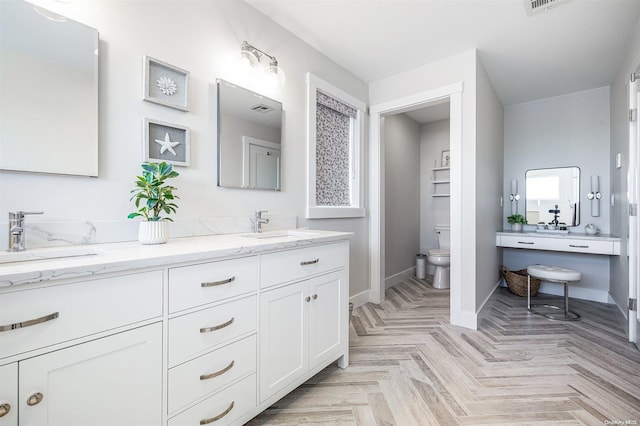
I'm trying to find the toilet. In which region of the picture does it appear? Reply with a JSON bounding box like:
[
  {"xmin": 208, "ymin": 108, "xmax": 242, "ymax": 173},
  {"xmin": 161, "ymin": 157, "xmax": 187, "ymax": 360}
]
[{"xmin": 427, "ymin": 225, "xmax": 450, "ymax": 289}]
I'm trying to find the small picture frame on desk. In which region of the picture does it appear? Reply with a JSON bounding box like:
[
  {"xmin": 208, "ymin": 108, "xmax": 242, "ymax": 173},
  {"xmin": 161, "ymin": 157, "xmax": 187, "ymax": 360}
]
[{"xmin": 441, "ymin": 150, "xmax": 450, "ymax": 167}]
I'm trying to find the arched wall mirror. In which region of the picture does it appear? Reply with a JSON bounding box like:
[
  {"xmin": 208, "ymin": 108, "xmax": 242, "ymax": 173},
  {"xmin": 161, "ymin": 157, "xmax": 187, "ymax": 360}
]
[
  {"xmin": 525, "ymin": 166, "xmax": 580, "ymax": 226},
  {"xmin": 217, "ymin": 79, "xmax": 282, "ymax": 190},
  {"xmin": 0, "ymin": 0, "xmax": 99, "ymax": 177}
]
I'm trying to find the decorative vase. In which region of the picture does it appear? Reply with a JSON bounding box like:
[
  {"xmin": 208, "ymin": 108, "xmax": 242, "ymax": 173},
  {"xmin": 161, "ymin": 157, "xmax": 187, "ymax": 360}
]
[
  {"xmin": 512, "ymin": 223, "xmax": 523, "ymax": 232},
  {"xmin": 138, "ymin": 221, "xmax": 169, "ymax": 244}
]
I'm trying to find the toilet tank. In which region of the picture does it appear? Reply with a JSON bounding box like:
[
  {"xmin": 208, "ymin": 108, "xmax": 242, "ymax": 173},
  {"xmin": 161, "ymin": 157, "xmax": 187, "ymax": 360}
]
[{"xmin": 435, "ymin": 225, "xmax": 450, "ymax": 249}]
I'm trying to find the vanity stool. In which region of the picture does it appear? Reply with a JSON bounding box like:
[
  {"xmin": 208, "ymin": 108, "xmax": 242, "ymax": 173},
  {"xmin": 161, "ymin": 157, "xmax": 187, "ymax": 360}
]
[{"xmin": 527, "ymin": 265, "xmax": 582, "ymax": 321}]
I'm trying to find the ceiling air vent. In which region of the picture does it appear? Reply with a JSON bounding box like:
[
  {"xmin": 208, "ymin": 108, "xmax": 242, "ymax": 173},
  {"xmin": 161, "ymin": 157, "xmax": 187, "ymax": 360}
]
[
  {"xmin": 524, "ymin": 0, "xmax": 571, "ymax": 16},
  {"xmin": 250, "ymin": 104, "xmax": 273, "ymax": 113}
]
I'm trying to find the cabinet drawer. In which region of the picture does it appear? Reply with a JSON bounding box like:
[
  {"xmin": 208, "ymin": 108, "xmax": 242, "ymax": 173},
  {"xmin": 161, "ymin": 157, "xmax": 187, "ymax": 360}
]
[
  {"xmin": 499, "ymin": 235, "xmax": 615, "ymax": 255},
  {"xmin": 168, "ymin": 257, "xmax": 258, "ymax": 313},
  {"xmin": 260, "ymin": 242, "xmax": 346, "ymax": 288},
  {"xmin": 168, "ymin": 296, "xmax": 257, "ymax": 366},
  {"xmin": 0, "ymin": 271, "xmax": 162, "ymax": 359},
  {"xmin": 169, "ymin": 373, "xmax": 256, "ymax": 426},
  {"xmin": 168, "ymin": 335, "xmax": 256, "ymax": 414}
]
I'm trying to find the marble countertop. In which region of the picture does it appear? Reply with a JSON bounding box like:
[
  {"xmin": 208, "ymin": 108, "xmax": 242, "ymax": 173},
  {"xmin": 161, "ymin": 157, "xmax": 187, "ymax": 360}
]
[
  {"xmin": 0, "ymin": 229, "xmax": 353, "ymax": 288},
  {"xmin": 496, "ymin": 230, "xmax": 620, "ymax": 241}
]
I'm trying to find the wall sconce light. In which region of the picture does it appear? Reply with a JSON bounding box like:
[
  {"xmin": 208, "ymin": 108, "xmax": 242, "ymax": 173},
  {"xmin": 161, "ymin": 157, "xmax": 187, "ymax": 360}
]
[
  {"xmin": 240, "ymin": 41, "xmax": 285, "ymax": 88},
  {"xmin": 587, "ymin": 175, "xmax": 601, "ymax": 217},
  {"xmin": 509, "ymin": 178, "xmax": 520, "ymax": 215}
]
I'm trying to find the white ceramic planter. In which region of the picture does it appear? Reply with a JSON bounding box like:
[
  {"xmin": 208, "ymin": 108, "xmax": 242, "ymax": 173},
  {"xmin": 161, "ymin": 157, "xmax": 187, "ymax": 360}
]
[
  {"xmin": 511, "ymin": 223, "xmax": 523, "ymax": 232},
  {"xmin": 138, "ymin": 221, "xmax": 169, "ymax": 244}
]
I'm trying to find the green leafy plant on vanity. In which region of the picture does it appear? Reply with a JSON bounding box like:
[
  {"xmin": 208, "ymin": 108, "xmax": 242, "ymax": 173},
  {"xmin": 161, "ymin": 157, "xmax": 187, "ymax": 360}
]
[
  {"xmin": 507, "ymin": 214, "xmax": 526, "ymax": 232},
  {"xmin": 128, "ymin": 162, "xmax": 179, "ymax": 244}
]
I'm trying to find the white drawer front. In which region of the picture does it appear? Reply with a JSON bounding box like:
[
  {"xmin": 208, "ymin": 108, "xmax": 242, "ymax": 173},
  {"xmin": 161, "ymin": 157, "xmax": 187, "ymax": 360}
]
[
  {"xmin": 260, "ymin": 242, "xmax": 346, "ymax": 288},
  {"xmin": 499, "ymin": 235, "xmax": 615, "ymax": 255},
  {"xmin": 0, "ymin": 271, "xmax": 162, "ymax": 359},
  {"xmin": 168, "ymin": 295, "xmax": 257, "ymax": 366},
  {"xmin": 168, "ymin": 335, "xmax": 256, "ymax": 414},
  {"xmin": 168, "ymin": 257, "xmax": 258, "ymax": 313},
  {"xmin": 560, "ymin": 239, "xmax": 614, "ymax": 255},
  {"xmin": 168, "ymin": 373, "xmax": 256, "ymax": 426}
]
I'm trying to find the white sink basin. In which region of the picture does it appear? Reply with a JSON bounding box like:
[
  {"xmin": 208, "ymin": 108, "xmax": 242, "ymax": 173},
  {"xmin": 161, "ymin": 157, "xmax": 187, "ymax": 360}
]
[
  {"xmin": 0, "ymin": 246, "xmax": 109, "ymax": 265},
  {"xmin": 241, "ymin": 230, "xmax": 321, "ymax": 239}
]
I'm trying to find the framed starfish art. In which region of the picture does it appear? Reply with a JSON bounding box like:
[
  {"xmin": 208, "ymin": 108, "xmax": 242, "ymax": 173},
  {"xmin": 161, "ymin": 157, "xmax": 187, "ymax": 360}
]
[
  {"xmin": 143, "ymin": 55, "xmax": 190, "ymax": 111},
  {"xmin": 143, "ymin": 118, "xmax": 190, "ymax": 166}
]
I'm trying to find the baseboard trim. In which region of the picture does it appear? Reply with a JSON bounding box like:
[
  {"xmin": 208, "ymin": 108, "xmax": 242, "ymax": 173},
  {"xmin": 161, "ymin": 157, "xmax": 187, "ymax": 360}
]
[
  {"xmin": 349, "ymin": 290, "xmax": 370, "ymax": 309},
  {"xmin": 538, "ymin": 282, "xmax": 612, "ymax": 304},
  {"xmin": 451, "ymin": 309, "xmax": 477, "ymax": 330},
  {"xmin": 385, "ymin": 267, "xmax": 415, "ymax": 289},
  {"xmin": 477, "ymin": 280, "xmax": 501, "ymax": 317}
]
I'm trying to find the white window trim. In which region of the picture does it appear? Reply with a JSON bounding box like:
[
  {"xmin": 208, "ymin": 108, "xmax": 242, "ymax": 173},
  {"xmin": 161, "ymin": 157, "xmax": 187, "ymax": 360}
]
[{"xmin": 306, "ymin": 72, "xmax": 366, "ymax": 219}]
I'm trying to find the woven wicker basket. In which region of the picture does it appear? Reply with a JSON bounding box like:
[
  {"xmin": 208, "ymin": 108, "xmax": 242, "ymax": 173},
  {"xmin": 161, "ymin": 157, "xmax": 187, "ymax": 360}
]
[{"xmin": 501, "ymin": 265, "xmax": 540, "ymax": 297}]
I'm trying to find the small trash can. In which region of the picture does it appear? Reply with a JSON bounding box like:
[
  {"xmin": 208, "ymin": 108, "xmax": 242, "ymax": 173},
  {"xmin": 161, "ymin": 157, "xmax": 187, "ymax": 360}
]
[{"xmin": 416, "ymin": 254, "xmax": 427, "ymax": 279}]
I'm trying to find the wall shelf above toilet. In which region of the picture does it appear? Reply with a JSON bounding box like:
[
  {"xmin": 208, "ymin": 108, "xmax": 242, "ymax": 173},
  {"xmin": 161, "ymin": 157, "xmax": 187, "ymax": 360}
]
[{"xmin": 431, "ymin": 167, "xmax": 450, "ymax": 197}]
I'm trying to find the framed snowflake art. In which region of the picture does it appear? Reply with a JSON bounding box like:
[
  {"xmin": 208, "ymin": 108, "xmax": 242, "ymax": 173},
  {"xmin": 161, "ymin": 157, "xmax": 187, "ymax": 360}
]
[
  {"xmin": 143, "ymin": 56, "xmax": 190, "ymax": 111},
  {"xmin": 143, "ymin": 118, "xmax": 190, "ymax": 166}
]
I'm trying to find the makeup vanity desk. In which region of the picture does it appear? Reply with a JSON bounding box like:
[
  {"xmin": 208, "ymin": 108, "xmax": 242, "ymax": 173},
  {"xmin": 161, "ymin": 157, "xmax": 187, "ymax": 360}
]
[{"xmin": 496, "ymin": 231, "xmax": 621, "ymax": 256}]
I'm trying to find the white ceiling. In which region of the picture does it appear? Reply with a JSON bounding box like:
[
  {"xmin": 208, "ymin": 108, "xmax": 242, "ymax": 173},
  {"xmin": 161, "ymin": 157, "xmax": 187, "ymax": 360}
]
[{"xmin": 245, "ymin": 0, "xmax": 640, "ymax": 105}]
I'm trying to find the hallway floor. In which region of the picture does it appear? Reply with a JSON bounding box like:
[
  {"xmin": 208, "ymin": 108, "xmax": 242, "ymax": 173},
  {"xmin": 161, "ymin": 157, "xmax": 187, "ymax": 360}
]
[{"xmin": 249, "ymin": 277, "xmax": 640, "ymax": 425}]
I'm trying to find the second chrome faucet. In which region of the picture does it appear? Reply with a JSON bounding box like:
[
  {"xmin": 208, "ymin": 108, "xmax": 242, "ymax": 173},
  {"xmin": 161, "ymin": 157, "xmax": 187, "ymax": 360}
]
[{"xmin": 254, "ymin": 210, "xmax": 269, "ymax": 233}]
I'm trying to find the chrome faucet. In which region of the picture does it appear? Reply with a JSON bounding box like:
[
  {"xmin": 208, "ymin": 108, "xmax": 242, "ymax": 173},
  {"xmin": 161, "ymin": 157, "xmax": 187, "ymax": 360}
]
[
  {"xmin": 8, "ymin": 211, "xmax": 43, "ymax": 252},
  {"xmin": 254, "ymin": 210, "xmax": 270, "ymax": 233}
]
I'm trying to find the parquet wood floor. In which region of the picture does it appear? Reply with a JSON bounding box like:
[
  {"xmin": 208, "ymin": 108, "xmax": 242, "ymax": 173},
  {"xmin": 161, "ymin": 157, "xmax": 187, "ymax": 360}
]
[{"xmin": 248, "ymin": 277, "xmax": 640, "ymax": 425}]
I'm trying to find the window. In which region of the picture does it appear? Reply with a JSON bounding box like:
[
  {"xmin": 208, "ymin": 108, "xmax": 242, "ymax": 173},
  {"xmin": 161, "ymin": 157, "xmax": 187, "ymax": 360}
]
[{"xmin": 306, "ymin": 73, "xmax": 366, "ymax": 219}]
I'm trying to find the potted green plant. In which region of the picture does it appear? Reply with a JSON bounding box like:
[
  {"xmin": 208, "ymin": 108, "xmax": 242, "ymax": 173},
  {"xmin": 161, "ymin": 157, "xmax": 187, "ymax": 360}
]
[
  {"xmin": 128, "ymin": 162, "xmax": 179, "ymax": 244},
  {"xmin": 507, "ymin": 214, "xmax": 526, "ymax": 232}
]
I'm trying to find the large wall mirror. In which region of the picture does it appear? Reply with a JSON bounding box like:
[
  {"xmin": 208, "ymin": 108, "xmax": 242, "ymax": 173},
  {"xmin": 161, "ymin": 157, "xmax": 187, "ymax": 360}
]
[
  {"xmin": 217, "ymin": 79, "xmax": 282, "ymax": 190},
  {"xmin": 525, "ymin": 166, "xmax": 580, "ymax": 226},
  {"xmin": 0, "ymin": 0, "xmax": 99, "ymax": 177}
]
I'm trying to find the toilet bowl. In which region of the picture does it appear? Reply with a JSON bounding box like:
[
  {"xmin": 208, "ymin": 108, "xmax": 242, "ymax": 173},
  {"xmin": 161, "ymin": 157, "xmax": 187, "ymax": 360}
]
[{"xmin": 427, "ymin": 225, "xmax": 450, "ymax": 289}]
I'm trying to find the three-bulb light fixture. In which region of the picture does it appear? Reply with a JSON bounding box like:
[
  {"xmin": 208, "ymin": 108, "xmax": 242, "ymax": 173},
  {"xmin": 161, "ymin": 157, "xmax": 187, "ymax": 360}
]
[{"xmin": 240, "ymin": 41, "xmax": 285, "ymax": 89}]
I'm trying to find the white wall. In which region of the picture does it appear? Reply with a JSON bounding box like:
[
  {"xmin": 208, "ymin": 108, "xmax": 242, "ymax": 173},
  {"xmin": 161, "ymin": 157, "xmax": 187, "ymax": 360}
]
[
  {"xmin": 503, "ymin": 86, "xmax": 612, "ymax": 302},
  {"xmin": 420, "ymin": 119, "xmax": 450, "ymax": 257},
  {"xmin": 475, "ymin": 58, "xmax": 504, "ymax": 310},
  {"xmin": 384, "ymin": 114, "xmax": 420, "ymax": 280},
  {"xmin": 0, "ymin": 0, "xmax": 371, "ymax": 297},
  {"xmin": 610, "ymin": 21, "xmax": 640, "ymax": 314}
]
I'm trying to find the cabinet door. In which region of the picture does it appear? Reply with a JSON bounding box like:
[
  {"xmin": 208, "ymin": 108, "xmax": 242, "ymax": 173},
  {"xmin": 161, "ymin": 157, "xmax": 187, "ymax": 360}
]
[
  {"xmin": 308, "ymin": 271, "xmax": 344, "ymax": 369},
  {"xmin": 0, "ymin": 363, "xmax": 17, "ymax": 426},
  {"xmin": 19, "ymin": 323, "xmax": 162, "ymax": 426},
  {"xmin": 259, "ymin": 282, "xmax": 308, "ymax": 402}
]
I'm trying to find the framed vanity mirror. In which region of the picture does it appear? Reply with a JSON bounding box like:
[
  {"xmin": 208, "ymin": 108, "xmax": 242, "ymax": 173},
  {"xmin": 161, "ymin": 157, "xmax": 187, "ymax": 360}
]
[
  {"xmin": 217, "ymin": 79, "xmax": 282, "ymax": 190},
  {"xmin": 525, "ymin": 166, "xmax": 580, "ymax": 226},
  {"xmin": 0, "ymin": 0, "xmax": 99, "ymax": 177}
]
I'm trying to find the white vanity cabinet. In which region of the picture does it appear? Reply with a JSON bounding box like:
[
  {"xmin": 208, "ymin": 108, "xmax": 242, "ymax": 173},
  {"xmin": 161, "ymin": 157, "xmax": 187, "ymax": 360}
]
[
  {"xmin": 18, "ymin": 323, "xmax": 162, "ymax": 426},
  {"xmin": 0, "ymin": 231, "xmax": 352, "ymax": 426},
  {"xmin": 258, "ymin": 242, "xmax": 348, "ymax": 404},
  {"xmin": 166, "ymin": 257, "xmax": 259, "ymax": 423},
  {"xmin": 0, "ymin": 271, "xmax": 164, "ymax": 426},
  {"xmin": 0, "ymin": 363, "xmax": 17, "ymax": 426}
]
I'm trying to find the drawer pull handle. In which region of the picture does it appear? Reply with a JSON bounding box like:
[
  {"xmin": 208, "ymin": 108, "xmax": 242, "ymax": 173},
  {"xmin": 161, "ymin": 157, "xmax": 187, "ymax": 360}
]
[
  {"xmin": 0, "ymin": 312, "xmax": 59, "ymax": 333},
  {"xmin": 200, "ymin": 317, "xmax": 234, "ymax": 333},
  {"xmin": 300, "ymin": 258, "xmax": 319, "ymax": 266},
  {"xmin": 517, "ymin": 241, "xmax": 535, "ymax": 245},
  {"xmin": 26, "ymin": 393, "xmax": 43, "ymax": 407},
  {"xmin": 200, "ymin": 360, "xmax": 235, "ymax": 381},
  {"xmin": 312, "ymin": 294, "xmax": 318, "ymax": 300},
  {"xmin": 200, "ymin": 401, "xmax": 234, "ymax": 425},
  {"xmin": 305, "ymin": 296, "xmax": 311, "ymax": 303},
  {"xmin": 201, "ymin": 276, "xmax": 235, "ymax": 288},
  {"xmin": 0, "ymin": 403, "xmax": 10, "ymax": 418},
  {"xmin": 569, "ymin": 244, "xmax": 589, "ymax": 248}
]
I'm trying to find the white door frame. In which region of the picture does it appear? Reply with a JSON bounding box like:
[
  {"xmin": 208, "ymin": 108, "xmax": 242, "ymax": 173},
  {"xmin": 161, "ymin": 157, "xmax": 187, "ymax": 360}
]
[
  {"xmin": 630, "ymin": 73, "xmax": 639, "ymax": 344},
  {"xmin": 369, "ymin": 82, "xmax": 464, "ymax": 326}
]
